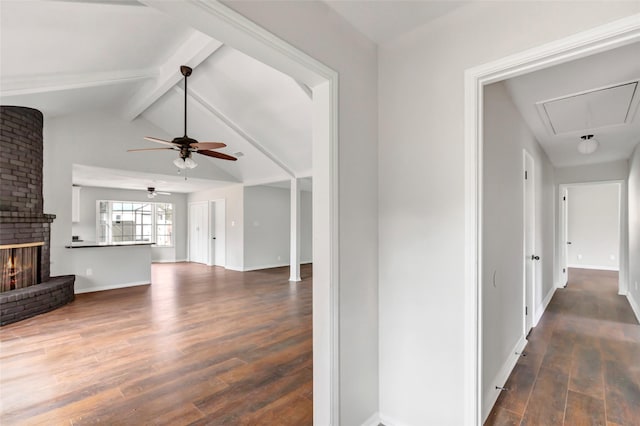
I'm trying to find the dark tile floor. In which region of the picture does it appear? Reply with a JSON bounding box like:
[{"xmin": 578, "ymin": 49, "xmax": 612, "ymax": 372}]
[{"xmin": 485, "ymin": 268, "xmax": 640, "ymax": 426}]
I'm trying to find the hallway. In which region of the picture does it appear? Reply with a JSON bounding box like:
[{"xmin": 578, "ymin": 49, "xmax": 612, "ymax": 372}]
[{"xmin": 486, "ymin": 268, "xmax": 640, "ymax": 425}]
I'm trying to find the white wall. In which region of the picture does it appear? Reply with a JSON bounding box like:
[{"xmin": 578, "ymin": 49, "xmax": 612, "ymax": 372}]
[
  {"xmin": 378, "ymin": 2, "xmax": 639, "ymax": 425},
  {"xmin": 243, "ymin": 185, "xmax": 313, "ymax": 270},
  {"xmin": 71, "ymin": 186, "xmax": 188, "ymax": 262},
  {"xmin": 627, "ymin": 144, "xmax": 640, "ymax": 321},
  {"xmin": 244, "ymin": 185, "xmax": 290, "ymax": 270},
  {"xmin": 188, "ymin": 185, "xmax": 244, "ymax": 271},
  {"xmin": 567, "ymin": 184, "xmax": 620, "ymax": 270},
  {"xmin": 481, "ymin": 82, "xmax": 556, "ymax": 418},
  {"xmin": 71, "ymin": 245, "xmax": 151, "ymax": 293},
  {"xmin": 556, "ymin": 159, "xmax": 629, "ymax": 184},
  {"xmin": 223, "ymin": 3, "xmax": 380, "ymax": 424}
]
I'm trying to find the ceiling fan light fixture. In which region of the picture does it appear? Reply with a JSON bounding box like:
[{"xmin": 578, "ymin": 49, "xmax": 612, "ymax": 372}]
[
  {"xmin": 173, "ymin": 157, "xmax": 187, "ymax": 169},
  {"xmin": 578, "ymin": 134, "xmax": 599, "ymax": 155},
  {"xmin": 184, "ymin": 157, "xmax": 198, "ymax": 169}
]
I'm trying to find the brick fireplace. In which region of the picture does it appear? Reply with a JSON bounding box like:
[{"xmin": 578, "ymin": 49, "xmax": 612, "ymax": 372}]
[{"xmin": 0, "ymin": 105, "xmax": 74, "ymax": 326}]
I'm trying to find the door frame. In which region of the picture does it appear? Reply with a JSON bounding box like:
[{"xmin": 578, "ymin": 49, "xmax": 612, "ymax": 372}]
[
  {"xmin": 558, "ymin": 180, "xmax": 627, "ymax": 294},
  {"xmin": 208, "ymin": 199, "xmax": 226, "ymax": 267},
  {"xmin": 559, "ymin": 186, "xmax": 570, "ymax": 287},
  {"xmin": 141, "ymin": 2, "xmax": 339, "ymax": 422},
  {"xmin": 464, "ymin": 14, "xmax": 640, "ymax": 425},
  {"xmin": 522, "ymin": 149, "xmax": 535, "ymax": 336}
]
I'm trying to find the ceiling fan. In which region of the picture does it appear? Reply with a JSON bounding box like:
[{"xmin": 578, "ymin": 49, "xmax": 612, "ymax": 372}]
[
  {"xmin": 146, "ymin": 187, "xmax": 170, "ymax": 199},
  {"xmin": 128, "ymin": 65, "xmax": 237, "ymax": 168}
]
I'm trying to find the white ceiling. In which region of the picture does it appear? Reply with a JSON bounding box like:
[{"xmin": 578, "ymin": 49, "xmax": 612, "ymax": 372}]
[
  {"xmin": 504, "ymin": 41, "xmax": 640, "ymax": 168},
  {"xmin": 324, "ymin": 1, "xmax": 470, "ymax": 44},
  {"xmin": 0, "ymin": 0, "xmax": 311, "ymax": 192}
]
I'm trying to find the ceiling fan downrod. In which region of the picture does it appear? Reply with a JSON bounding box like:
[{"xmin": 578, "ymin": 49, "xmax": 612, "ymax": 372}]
[{"xmin": 181, "ymin": 65, "xmax": 192, "ymax": 138}]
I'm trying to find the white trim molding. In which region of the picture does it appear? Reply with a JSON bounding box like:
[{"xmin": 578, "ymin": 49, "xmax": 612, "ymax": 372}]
[
  {"xmin": 74, "ymin": 280, "xmax": 150, "ymax": 294},
  {"xmin": 534, "ymin": 287, "xmax": 557, "ymax": 327},
  {"xmin": 360, "ymin": 412, "xmax": 381, "ymax": 426},
  {"xmin": 465, "ymin": 14, "xmax": 640, "ymax": 426},
  {"xmin": 379, "ymin": 413, "xmax": 413, "ymax": 426},
  {"xmin": 627, "ymin": 293, "xmax": 640, "ymax": 324},
  {"xmin": 567, "ymin": 264, "xmax": 620, "ymax": 271},
  {"xmin": 482, "ymin": 335, "xmax": 527, "ymax": 423}
]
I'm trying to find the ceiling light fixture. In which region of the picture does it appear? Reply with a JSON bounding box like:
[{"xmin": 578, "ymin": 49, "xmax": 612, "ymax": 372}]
[
  {"xmin": 173, "ymin": 155, "xmax": 198, "ymax": 169},
  {"xmin": 577, "ymin": 134, "xmax": 599, "ymax": 155}
]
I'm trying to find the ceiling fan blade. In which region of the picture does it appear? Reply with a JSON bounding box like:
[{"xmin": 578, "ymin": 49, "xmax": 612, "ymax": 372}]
[
  {"xmin": 192, "ymin": 142, "xmax": 227, "ymax": 150},
  {"xmin": 196, "ymin": 150, "xmax": 238, "ymax": 161},
  {"xmin": 157, "ymin": 191, "xmax": 172, "ymax": 195},
  {"xmin": 127, "ymin": 147, "xmax": 175, "ymax": 152},
  {"xmin": 144, "ymin": 136, "xmax": 176, "ymax": 146}
]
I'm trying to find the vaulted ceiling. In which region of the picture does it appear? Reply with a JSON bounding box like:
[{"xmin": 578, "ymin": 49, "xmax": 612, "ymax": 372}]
[{"xmin": 0, "ymin": 0, "xmax": 312, "ymax": 191}]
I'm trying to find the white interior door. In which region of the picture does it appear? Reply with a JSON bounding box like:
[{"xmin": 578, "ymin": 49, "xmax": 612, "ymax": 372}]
[
  {"xmin": 560, "ymin": 187, "xmax": 569, "ymax": 287},
  {"xmin": 523, "ymin": 151, "xmax": 536, "ymax": 335},
  {"xmin": 214, "ymin": 200, "xmax": 226, "ymax": 267},
  {"xmin": 209, "ymin": 205, "xmax": 216, "ymax": 266},
  {"xmin": 189, "ymin": 202, "xmax": 208, "ymax": 264}
]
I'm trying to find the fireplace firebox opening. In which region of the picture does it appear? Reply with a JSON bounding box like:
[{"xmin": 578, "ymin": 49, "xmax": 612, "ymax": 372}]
[{"xmin": 0, "ymin": 242, "xmax": 43, "ymax": 293}]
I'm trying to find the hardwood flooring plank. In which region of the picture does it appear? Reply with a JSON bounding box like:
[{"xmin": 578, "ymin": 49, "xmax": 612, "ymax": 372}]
[
  {"xmin": 484, "ymin": 406, "xmax": 522, "ymax": 426},
  {"xmin": 564, "ymin": 391, "xmax": 605, "ymax": 426},
  {"xmin": 520, "ymin": 365, "xmax": 569, "ymax": 426},
  {"xmin": 0, "ymin": 263, "xmax": 313, "ymax": 424},
  {"xmin": 569, "ymin": 339, "xmax": 604, "ymax": 400},
  {"xmin": 603, "ymin": 359, "xmax": 640, "ymax": 425}
]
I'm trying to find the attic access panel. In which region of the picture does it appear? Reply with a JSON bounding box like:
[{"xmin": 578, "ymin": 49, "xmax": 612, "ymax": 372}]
[{"xmin": 538, "ymin": 81, "xmax": 638, "ymax": 135}]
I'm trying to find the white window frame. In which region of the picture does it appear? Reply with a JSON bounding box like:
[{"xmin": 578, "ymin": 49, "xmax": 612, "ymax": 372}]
[{"xmin": 97, "ymin": 200, "xmax": 174, "ymax": 247}]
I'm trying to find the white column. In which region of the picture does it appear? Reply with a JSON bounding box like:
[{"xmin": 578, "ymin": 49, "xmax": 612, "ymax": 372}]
[{"xmin": 289, "ymin": 177, "xmax": 301, "ymax": 282}]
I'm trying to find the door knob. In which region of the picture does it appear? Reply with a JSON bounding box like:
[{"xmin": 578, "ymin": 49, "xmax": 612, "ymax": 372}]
[
  {"xmin": 531, "ymin": 255, "xmax": 540, "ymax": 260},
  {"xmin": 567, "ymin": 241, "xmax": 572, "ymax": 245}
]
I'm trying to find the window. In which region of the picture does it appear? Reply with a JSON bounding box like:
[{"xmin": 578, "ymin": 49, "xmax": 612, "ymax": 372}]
[{"xmin": 98, "ymin": 201, "xmax": 173, "ymax": 247}]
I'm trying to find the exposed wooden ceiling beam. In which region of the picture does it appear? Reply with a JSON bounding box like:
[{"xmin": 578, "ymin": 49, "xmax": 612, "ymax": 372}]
[
  {"xmin": 123, "ymin": 31, "xmax": 223, "ymax": 121},
  {"xmin": 177, "ymin": 86, "xmax": 297, "ymax": 178},
  {"xmin": 0, "ymin": 68, "xmax": 156, "ymax": 97}
]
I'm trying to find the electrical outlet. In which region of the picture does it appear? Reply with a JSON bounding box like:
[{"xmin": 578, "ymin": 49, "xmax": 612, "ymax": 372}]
[
  {"xmin": 277, "ymin": 255, "xmax": 282, "ymax": 261},
  {"xmin": 577, "ymin": 254, "xmax": 583, "ymax": 260},
  {"xmin": 610, "ymin": 254, "xmax": 616, "ymax": 261},
  {"xmin": 86, "ymin": 268, "xmax": 93, "ymax": 276}
]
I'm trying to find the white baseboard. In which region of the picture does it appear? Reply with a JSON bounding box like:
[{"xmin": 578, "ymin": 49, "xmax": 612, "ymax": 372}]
[
  {"xmin": 567, "ymin": 264, "xmax": 619, "ymax": 271},
  {"xmin": 361, "ymin": 412, "xmax": 381, "ymax": 426},
  {"xmin": 627, "ymin": 292, "xmax": 640, "ymax": 324},
  {"xmin": 379, "ymin": 413, "xmax": 411, "ymax": 426},
  {"xmin": 227, "ymin": 261, "xmax": 313, "ymax": 272},
  {"xmin": 482, "ymin": 335, "xmax": 527, "ymax": 423},
  {"xmin": 75, "ymin": 280, "xmax": 150, "ymax": 294},
  {"xmin": 534, "ymin": 286, "xmax": 557, "ymax": 326},
  {"xmin": 224, "ymin": 265, "xmax": 244, "ymax": 272}
]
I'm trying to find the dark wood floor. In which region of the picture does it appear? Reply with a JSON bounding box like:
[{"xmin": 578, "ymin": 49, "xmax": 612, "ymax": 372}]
[
  {"xmin": 0, "ymin": 263, "xmax": 313, "ymax": 425},
  {"xmin": 486, "ymin": 268, "xmax": 640, "ymax": 426}
]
